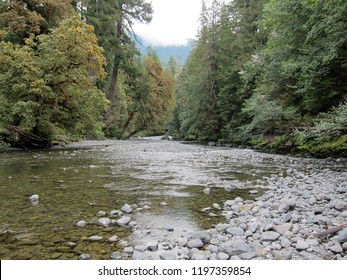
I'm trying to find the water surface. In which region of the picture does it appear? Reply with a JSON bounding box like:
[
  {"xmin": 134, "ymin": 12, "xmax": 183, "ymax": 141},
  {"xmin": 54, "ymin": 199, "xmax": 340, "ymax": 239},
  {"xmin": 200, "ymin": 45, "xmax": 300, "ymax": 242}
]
[{"xmin": 0, "ymin": 139, "xmax": 283, "ymax": 259}]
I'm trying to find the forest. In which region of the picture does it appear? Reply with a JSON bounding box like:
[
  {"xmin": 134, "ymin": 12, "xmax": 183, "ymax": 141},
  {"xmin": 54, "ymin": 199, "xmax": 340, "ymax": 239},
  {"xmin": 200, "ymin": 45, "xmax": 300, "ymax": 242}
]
[{"xmin": 0, "ymin": 0, "xmax": 346, "ymax": 156}]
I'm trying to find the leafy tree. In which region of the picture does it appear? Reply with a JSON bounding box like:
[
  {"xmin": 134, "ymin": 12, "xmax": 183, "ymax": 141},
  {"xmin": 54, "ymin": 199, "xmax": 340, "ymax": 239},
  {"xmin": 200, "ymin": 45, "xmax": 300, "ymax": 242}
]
[
  {"xmin": 0, "ymin": 0, "xmax": 71, "ymax": 43},
  {"xmin": 0, "ymin": 14, "xmax": 108, "ymax": 142}
]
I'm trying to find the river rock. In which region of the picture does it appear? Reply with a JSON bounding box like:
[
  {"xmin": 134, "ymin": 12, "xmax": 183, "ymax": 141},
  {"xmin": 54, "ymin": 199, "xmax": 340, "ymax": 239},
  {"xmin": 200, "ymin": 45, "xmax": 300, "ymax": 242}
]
[
  {"xmin": 192, "ymin": 231, "xmax": 211, "ymax": 244},
  {"xmin": 160, "ymin": 202, "xmax": 168, "ymax": 206},
  {"xmin": 240, "ymin": 252, "xmax": 257, "ymax": 260},
  {"xmin": 332, "ymin": 200, "xmax": 346, "ymax": 211},
  {"xmin": 296, "ymin": 240, "xmax": 309, "ymax": 250},
  {"xmin": 187, "ymin": 239, "xmax": 204, "ymax": 249},
  {"xmin": 98, "ymin": 218, "xmax": 111, "ymax": 227},
  {"xmin": 147, "ymin": 242, "xmax": 158, "ymax": 251},
  {"xmin": 335, "ymin": 228, "xmax": 347, "ymax": 243},
  {"xmin": 160, "ymin": 252, "xmax": 177, "ymax": 260},
  {"xmin": 177, "ymin": 237, "xmax": 188, "ymax": 247},
  {"xmin": 280, "ymin": 237, "xmax": 292, "ymax": 248},
  {"xmin": 217, "ymin": 252, "xmax": 230, "ymax": 260},
  {"xmin": 76, "ymin": 220, "xmax": 87, "ymax": 228},
  {"xmin": 97, "ymin": 211, "xmax": 106, "ymax": 216},
  {"xmin": 282, "ymin": 213, "xmax": 293, "ymax": 223},
  {"xmin": 329, "ymin": 244, "xmax": 343, "ymax": 254},
  {"xmin": 341, "ymin": 211, "xmax": 347, "ymax": 218},
  {"xmin": 108, "ymin": 235, "xmax": 119, "ymax": 242},
  {"xmin": 342, "ymin": 242, "xmax": 347, "ymax": 251},
  {"xmin": 213, "ymin": 203, "xmax": 221, "ymax": 210},
  {"xmin": 226, "ymin": 227, "xmax": 244, "ymax": 236},
  {"xmin": 124, "ymin": 246, "xmax": 134, "ymax": 254},
  {"xmin": 121, "ymin": 204, "xmax": 133, "ymax": 214},
  {"xmin": 262, "ymin": 231, "xmax": 280, "ymax": 241},
  {"xmin": 219, "ymin": 240, "xmax": 252, "ymax": 255},
  {"xmin": 29, "ymin": 194, "xmax": 39, "ymax": 205},
  {"xmin": 117, "ymin": 216, "xmax": 131, "ymax": 226},
  {"xmin": 203, "ymin": 188, "xmax": 211, "ymax": 194},
  {"xmin": 273, "ymin": 224, "xmax": 293, "ymax": 235},
  {"xmin": 79, "ymin": 254, "xmax": 92, "ymax": 260},
  {"xmin": 87, "ymin": 236, "xmax": 103, "ymax": 241},
  {"xmin": 134, "ymin": 245, "xmax": 147, "ymax": 252},
  {"xmin": 111, "ymin": 252, "xmax": 122, "ymax": 260}
]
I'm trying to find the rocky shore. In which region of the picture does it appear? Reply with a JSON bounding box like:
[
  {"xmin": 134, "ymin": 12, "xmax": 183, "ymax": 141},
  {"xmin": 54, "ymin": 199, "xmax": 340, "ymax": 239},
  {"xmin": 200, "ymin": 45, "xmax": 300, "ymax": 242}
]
[{"xmin": 76, "ymin": 157, "xmax": 347, "ymax": 260}]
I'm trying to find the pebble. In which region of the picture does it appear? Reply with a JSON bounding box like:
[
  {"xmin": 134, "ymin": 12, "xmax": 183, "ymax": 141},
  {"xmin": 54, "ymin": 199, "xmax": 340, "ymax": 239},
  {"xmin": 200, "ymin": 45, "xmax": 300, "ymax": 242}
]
[
  {"xmin": 147, "ymin": 242, "xmax": 158, "ymax": 251},
  {"xmin": 262, "ymin": 232, "xmax": 280, "ymax": 241},
  {"xmin": 98, "ymin": 218, "xmax": 111, "ymax": 227},
  {"xmin": 116, "ymin": 216, "xmax": 131, "ymax": 226},
  {"xmin": 121, "ymin": 204, "xmax": 133, "ymax": 214},
  {"xmin": 226, "ymin": 227, "xmax": 244, "ymax": 236},
  {"xmin": 76, "ymin": 220, "xmax": 87, "ymax": 228},
  {"xmin": 87, "ymin": 236, "xmax": 103, "ymax": 242},
  {"xmin": 187, "ymin": 239, "xmax": 204, "ymax": 249},
  {"xmin": 29, "ymin": 194, "xmax": 39, "ymax": 205},
  {"xmin": 335, "ymin": 228, "xmax": 347, "ymax": 243},
  {"xmin": 273, "ymin": 224, "xmax": 293, "ymax": 235},
  {"xmin": 97, "ymin": 211, "xmax": 106, "ymax": 216},
  {"xmin": 296, "ymin": 240, "xmax": 309, "ymax": 250},
  {"xmin": 329, "ymin": 244, "xmax": 343, "ymax": 254},
  {"xmin": 108, "ymin": 235, "xmax": 119, "ymax": 242},
  {"xmin": 217, "ymin": 252, "xmax": 230, "ymax": 260},
  {"xmin": 79, "ymin": 254, "xmax": 92, "ymax": 260}
]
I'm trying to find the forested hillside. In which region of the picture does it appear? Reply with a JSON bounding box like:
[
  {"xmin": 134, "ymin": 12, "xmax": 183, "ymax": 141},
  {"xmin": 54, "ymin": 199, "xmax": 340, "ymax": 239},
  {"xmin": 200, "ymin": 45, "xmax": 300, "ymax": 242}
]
[
  {"xmin": 0, "ymin": 0, "xmax": 346, "ymax": 156},
  {"xmin": 170, "ymin": 0, "xmax": 347, "ymax": 157},
  {"xmin": 0, "ymin": 0, "xmax": 176, "ymax": 147}
]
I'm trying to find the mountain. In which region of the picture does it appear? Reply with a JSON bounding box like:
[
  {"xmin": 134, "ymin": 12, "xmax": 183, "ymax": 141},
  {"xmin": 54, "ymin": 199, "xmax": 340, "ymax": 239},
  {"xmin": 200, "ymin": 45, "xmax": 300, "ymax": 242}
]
[{"xmin": 136, "ymin": 37, "xmax": 194, "ymax": 67}]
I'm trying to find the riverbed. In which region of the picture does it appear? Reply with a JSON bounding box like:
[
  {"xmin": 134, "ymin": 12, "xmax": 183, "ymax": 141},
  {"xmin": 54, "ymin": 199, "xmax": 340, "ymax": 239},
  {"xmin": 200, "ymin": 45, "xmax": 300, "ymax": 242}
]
[{"xmin": 0, "ymin": 139, "xmax": 346, "ymax": 260}]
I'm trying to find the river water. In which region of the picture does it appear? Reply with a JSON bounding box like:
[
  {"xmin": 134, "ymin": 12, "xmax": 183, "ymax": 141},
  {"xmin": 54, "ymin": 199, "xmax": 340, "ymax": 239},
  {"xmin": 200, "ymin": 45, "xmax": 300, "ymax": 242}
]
[{"xmin": 0, "ymin": 138, "xmax": 342, "ymax": 260}]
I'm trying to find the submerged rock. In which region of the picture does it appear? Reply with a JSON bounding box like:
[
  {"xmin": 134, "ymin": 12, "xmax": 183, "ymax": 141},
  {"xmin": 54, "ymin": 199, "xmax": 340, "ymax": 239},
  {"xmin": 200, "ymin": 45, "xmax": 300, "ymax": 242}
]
[
  {"xmin": 117, "ymin": 216, "xmax": 131, "ymax": 226},
  {"xmin": 76, "ymin": 220, "xmax": 87, "ymax": 228},
  {"xmin": 121, "ymin": 204, "xmax": 133, "ymax": 214},
  {"xmin": 87, "ymin": 236, "xmax": 103, "ymax": 241},
  {"xmin": 29, "ymin": 194, "xmax": 39, "ymax": 205},
  {"xmin": 98, "ymin": 218, "xmax": 111, "ymax": 227},
  {"xmin": 79, "ymin": 254, "xmax": 92, "ymax": 260}
]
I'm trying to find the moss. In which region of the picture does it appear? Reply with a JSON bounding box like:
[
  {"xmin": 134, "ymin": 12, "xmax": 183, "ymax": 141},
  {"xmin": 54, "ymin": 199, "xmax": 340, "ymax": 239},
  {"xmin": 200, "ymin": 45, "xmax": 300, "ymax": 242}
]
[{"xmin": 298, "ymin": 136, "xmax": 347, "ymax": 157}]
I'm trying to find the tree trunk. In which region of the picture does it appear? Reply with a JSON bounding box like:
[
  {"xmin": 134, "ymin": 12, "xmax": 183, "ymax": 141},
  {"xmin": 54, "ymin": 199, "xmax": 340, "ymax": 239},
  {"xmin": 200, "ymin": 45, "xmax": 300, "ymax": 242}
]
[
  {"xmin": 1, "ymin": 126, "xmax": 51, "ymax": 149},
  {"xmin": 104, "ymin": 17, "xmax": 123, "ymax": 134}
]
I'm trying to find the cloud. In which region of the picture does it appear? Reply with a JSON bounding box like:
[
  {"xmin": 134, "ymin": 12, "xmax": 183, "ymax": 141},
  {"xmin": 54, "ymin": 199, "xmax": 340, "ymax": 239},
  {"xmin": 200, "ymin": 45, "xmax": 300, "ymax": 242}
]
[{"xmin": 133, "ymin": 0, "xmax": 202, "ymax": 47}]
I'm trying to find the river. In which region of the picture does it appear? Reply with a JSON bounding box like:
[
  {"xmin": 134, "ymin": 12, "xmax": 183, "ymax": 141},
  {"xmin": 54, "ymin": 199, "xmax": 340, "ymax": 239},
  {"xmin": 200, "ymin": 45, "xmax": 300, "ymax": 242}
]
[{"xmin": 0, "ymin": 138, "xmax": 346, "ymax": 260}]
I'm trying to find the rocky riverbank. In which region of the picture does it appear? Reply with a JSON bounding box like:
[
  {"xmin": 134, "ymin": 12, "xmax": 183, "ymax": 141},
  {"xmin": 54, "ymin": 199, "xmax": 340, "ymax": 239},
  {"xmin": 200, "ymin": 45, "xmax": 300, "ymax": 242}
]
[{"xmin": 74, "ymin": 155, "xmax": 347, "ymax": 260}]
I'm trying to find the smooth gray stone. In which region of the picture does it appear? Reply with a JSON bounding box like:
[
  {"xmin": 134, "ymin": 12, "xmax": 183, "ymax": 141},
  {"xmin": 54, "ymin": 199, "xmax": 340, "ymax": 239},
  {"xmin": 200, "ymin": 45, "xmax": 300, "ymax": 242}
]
[
  {"xmin": 116, "ymin": 216, "xmax": 131, "ymax": 226},
  {"xmin": 262, "ymin": 231, "xmax": 280, "ymax": 241},
  {"xmin": 187, "ymin": 239, "xmax": 204, "ymax": 249}
]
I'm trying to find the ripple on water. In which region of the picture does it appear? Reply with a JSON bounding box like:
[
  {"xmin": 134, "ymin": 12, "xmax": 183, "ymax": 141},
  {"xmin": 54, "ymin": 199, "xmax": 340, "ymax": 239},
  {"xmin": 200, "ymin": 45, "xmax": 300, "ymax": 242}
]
[{"xmin": 0, "ymin": 140, "xmax": 282, "ymax": 259}]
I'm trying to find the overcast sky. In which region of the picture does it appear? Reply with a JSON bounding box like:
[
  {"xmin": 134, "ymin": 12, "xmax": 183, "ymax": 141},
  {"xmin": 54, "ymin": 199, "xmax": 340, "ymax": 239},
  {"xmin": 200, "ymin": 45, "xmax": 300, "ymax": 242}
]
[{"xmin": 133, "ymin": 0, "xmax": 204, "ymax": 46}]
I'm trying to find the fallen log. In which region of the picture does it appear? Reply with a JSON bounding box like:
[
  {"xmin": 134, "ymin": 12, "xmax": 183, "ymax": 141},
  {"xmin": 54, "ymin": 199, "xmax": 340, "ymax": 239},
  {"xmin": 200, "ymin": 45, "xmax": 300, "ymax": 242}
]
[
  {"xmin": 0, "ymin": 126, "xmax": 51, "ymax": 149},
  {"xmin": 305, "ymin": 223, "xmax": 347, "ymax": 239}
]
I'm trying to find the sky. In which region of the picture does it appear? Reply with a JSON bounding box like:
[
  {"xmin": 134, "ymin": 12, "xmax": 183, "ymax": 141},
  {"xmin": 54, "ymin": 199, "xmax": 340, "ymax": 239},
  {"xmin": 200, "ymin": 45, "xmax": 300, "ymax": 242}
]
[{"xmin": 133, "ymin": 0, "xmax": 204, "ymax": 47}]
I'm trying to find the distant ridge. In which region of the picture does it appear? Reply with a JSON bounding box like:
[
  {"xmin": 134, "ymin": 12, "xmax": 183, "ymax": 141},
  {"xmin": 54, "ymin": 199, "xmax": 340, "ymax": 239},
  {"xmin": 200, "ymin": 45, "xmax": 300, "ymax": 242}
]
[{"xmin": 136, "ymin": 37, "xmax": 193, "ymax": 66}]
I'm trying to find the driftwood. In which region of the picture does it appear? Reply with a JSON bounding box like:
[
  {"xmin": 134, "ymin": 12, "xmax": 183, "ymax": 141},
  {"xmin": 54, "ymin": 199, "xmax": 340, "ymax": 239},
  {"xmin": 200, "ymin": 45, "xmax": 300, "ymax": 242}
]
[
  {"xmin": 0, "ymin": 126, "xmax": 51, "ymax": 149},
  {"xmin": 305, "ymin": 223, "xmax": 347, "ymax": 239}
]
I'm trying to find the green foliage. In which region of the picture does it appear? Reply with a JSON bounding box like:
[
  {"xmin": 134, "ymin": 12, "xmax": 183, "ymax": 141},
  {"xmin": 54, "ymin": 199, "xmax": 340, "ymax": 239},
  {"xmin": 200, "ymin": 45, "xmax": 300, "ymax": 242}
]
[
  {"xmin": 241, "ymin": 93, "xmax": 299, "ymax": 136},
  {"xmin": 173, "ymin": 0, "xmax": 346, "ymax": 157},
  {"xmin": 298, "ymin": 102, "xmax": 347, "ymax": 144},
  {"xmin": 0, "ymin": 0, "xmax": 72, "ymax": 43},
  {"xmin": 0, "ymin": 14, "xmax": 108, "ymax": 143}
]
